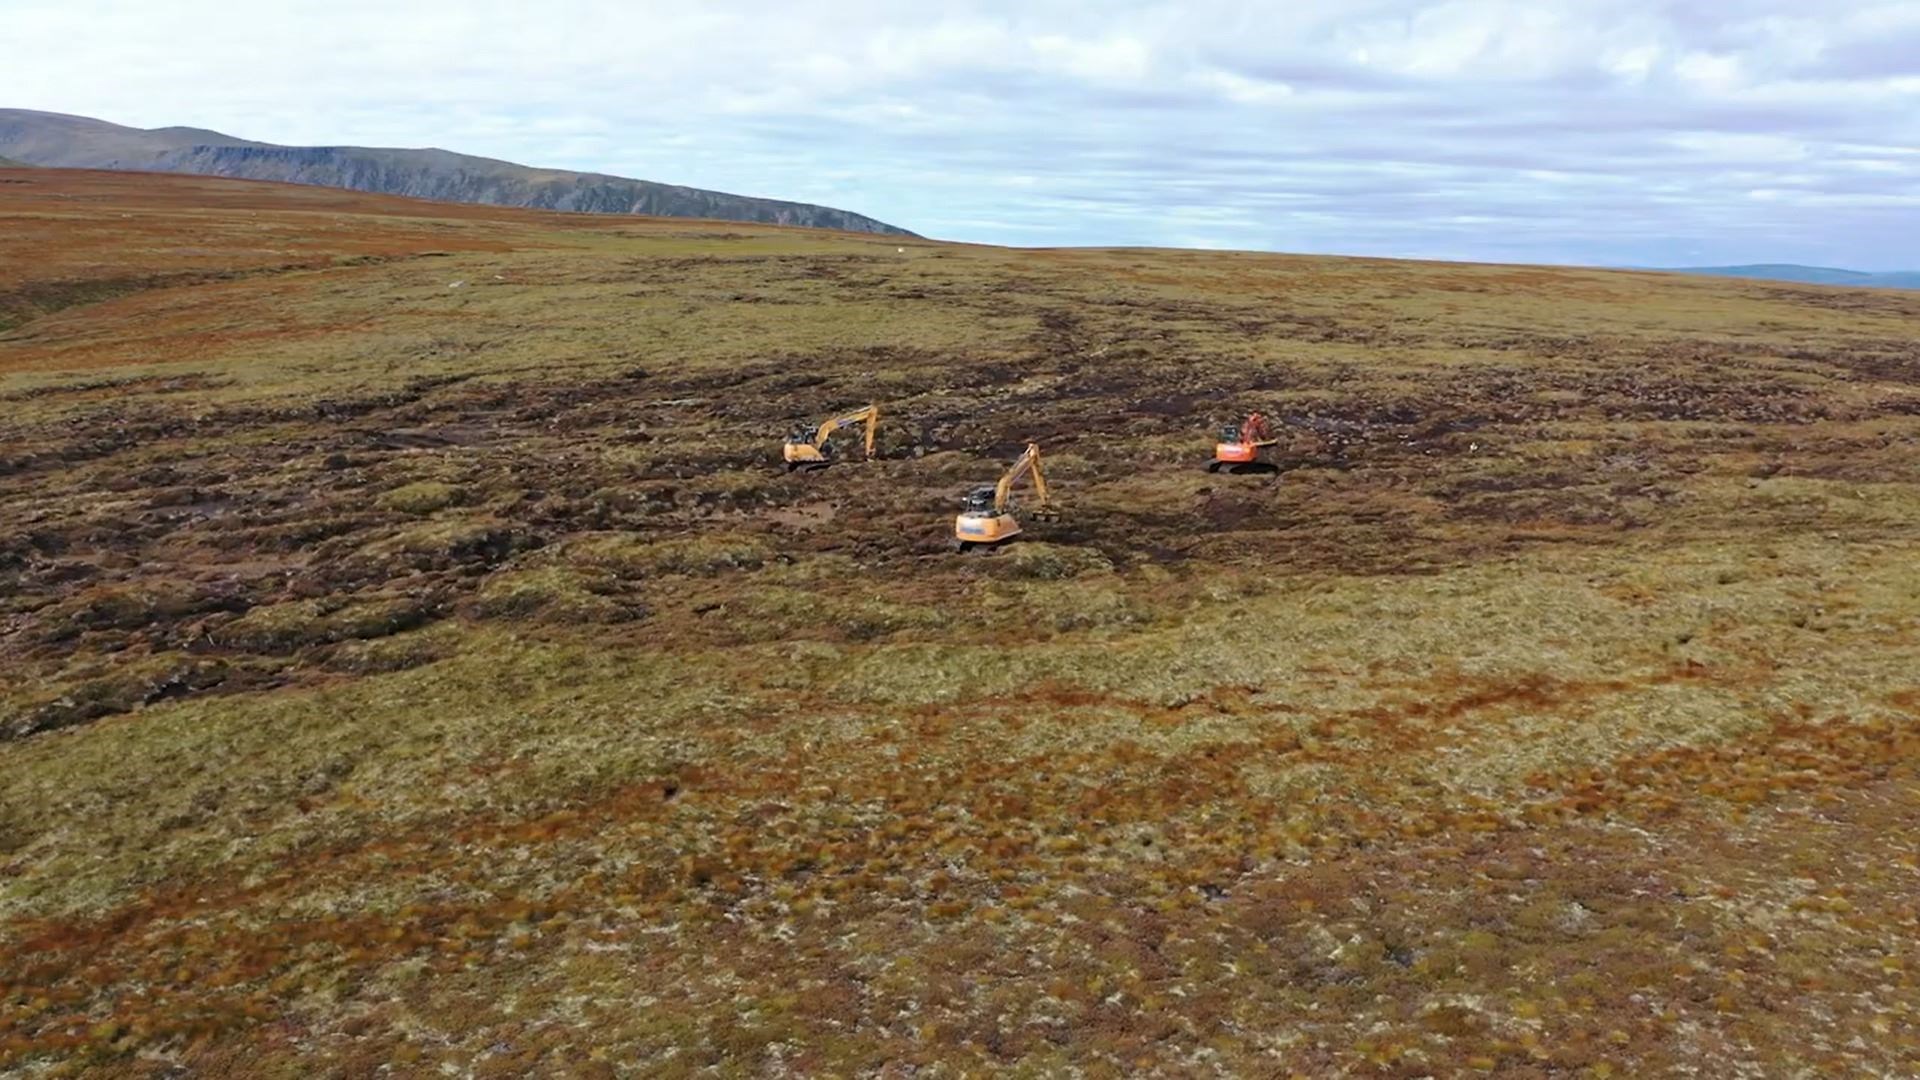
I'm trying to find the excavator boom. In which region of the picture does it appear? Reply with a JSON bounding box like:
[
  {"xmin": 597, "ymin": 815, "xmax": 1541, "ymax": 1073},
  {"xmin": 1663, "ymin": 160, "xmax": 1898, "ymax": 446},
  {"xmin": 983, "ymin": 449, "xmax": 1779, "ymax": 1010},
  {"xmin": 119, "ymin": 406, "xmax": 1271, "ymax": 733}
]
[
  {"xmin": 993, "ymin": 443, "xmax": 1047, "ymax": 513},
  {"xmin": 1240, "ymin": 412, "xmax": 1277, "ymax": 447},
  {"xmin": 813, "ymin": 405, "xmax": 878, "ymax": 451}
]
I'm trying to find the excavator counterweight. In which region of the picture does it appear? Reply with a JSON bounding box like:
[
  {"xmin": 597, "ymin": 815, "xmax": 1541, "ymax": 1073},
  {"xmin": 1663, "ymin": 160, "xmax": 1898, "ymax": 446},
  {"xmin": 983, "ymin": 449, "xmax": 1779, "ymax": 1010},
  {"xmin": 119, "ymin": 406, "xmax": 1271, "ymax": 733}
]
[{"xmin": 784, "ymin": 404, "xmax": 878, "ymax": 470}]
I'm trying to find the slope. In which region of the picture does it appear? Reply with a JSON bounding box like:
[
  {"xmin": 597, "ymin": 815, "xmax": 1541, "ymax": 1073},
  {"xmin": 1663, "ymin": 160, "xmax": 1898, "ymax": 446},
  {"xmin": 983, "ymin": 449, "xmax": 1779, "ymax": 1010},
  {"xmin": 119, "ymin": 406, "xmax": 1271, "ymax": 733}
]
[
  {"xmin": 1, "ymin": 169, "xmax": 1918, "ymax": 1077},
  {"xmin": 0, "ymin": 108, "xmax": 911, "ymax": 235}
]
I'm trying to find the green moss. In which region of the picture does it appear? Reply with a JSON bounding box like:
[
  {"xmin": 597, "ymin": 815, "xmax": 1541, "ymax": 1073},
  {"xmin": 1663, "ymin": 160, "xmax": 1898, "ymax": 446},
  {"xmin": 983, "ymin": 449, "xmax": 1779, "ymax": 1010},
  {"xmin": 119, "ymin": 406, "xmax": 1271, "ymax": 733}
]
[
  {"xmin": 1001, "ymin": 543, "xmax": 1115, "ymax": 581},
  {"xmin": 364, "ymin": 518, "xmax": 542, "ymax": 565},
  {"xmin": 215, "ymin": 596, "xmax": 434, "ymax": 653},
  {"xmin": 723, "ymin": 585, "xmax": 943, "ymax": 643},
  {"xmin": 4, "ymin": 655, "xmax": 230, "ymax": 740},
  {"xmin": 34, "ymin": 582, "xmax": 212, "ymax": 642},
  {"xmin": 323, "ymin": 625, "xmax": 459, "ymax": 675},
  {"xmin": 471, "ymin": 566, "xmax": 642, "ymax": 625},
  {"xmin": 563, "ymin": 532, "xmax": 769, "ymax": 578},
  {"xmin": 376, "ymin": 480, "xmax": 464, "ymax": 516},
  {"xmin": 992, "ymin": 579, "xmax": 1154, "ymax": 635}
]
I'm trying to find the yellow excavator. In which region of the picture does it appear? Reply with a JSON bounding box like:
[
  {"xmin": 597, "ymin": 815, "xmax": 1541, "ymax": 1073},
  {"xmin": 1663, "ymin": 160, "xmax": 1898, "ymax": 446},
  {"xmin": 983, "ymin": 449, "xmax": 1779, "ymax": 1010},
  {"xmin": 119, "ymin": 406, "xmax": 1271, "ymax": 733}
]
[
  {"xmin": 783, "ymin": 404, "xmax": 878, "ymax": 471},
  {"xmin": 954, "ymin": 442, "xmax": 1053, "ymax": 550}
]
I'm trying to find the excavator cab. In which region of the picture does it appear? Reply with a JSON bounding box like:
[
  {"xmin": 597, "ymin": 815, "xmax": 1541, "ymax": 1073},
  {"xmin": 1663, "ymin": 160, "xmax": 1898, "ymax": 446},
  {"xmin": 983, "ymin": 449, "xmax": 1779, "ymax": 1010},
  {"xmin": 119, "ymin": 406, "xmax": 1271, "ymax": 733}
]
[{"xmin": 960, "ymin": 486, "xmax": 997, "ymax": 514}]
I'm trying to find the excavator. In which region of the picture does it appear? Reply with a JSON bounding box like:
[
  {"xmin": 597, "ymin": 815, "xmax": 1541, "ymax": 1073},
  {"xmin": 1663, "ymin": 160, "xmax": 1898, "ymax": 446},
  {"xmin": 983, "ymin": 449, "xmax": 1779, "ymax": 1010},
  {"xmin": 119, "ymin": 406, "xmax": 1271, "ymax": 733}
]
[
  {"xmin": 1208, "ymin": 412, "xmax": 1280, "ymax": 473},
  {"xmin": 954, "ymin": 442, "xmax": 1054, "ymax": 550},
  {"xmin": 783, "ymin": 404, "xmax": 878, "ymax": 471}
]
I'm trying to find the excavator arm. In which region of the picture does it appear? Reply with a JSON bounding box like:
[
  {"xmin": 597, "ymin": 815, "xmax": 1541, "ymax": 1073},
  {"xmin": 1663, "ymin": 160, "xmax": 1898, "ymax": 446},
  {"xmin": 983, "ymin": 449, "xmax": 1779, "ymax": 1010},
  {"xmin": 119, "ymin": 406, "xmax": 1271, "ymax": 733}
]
[
  {"xmin": 809, "ymin": 405, "xmax": 879, "ymax": 455},
  {"xmin": 993, "ymin": 443, "xmax": 1048, "ymax": 513},
  {"xmin": 1241, "ymin": 412, "xmax": 1278, "ymax": 448}
]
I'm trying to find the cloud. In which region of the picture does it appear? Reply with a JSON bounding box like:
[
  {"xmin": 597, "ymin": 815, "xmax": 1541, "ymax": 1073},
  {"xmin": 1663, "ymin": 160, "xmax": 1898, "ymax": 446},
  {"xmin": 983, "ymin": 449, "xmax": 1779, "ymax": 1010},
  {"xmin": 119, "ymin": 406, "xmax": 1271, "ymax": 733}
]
[{"xmin": 3, "ymin": 0, "xmax": 1916, "ymax": 268}]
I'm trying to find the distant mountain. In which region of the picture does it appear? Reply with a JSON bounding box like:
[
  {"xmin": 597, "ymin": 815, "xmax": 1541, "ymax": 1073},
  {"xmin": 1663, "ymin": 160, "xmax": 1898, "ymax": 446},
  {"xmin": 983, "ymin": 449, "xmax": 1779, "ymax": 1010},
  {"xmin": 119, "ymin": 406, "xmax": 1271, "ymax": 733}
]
[
  {"xmin": 0, "ymin": 155, "xmax": 30, "ymax": 167},
  {"xmin": 1666, "ymin": 264, "xmax": 1920, "ymax": 290},
  {"xmin": 0, "ymin": 109, "xmax": 912, "ymax": 236}
]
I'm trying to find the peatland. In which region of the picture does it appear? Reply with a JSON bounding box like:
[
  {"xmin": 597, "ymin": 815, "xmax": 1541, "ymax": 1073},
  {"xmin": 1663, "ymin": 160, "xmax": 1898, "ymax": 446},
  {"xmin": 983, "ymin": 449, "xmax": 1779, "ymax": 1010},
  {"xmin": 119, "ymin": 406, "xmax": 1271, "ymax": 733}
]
[{"xmin": 2, "ymin": 167, "xmax": 1917, "ymax": 1076}]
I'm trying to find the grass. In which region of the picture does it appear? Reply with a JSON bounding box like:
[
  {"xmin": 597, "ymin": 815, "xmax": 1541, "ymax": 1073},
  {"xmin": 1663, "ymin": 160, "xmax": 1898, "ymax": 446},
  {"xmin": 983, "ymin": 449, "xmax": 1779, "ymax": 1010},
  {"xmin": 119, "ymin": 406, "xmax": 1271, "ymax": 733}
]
[
  {"xmin": 0, "ymin": 169, "xmax": 1917, "ymax": 1076},
  {"xmin": 470, "ymin": 566, "xmax": 639, "ymax": 625},
  {"xmin": 375, "ymin": 480, "xmax": 465, "ymax": 516}
]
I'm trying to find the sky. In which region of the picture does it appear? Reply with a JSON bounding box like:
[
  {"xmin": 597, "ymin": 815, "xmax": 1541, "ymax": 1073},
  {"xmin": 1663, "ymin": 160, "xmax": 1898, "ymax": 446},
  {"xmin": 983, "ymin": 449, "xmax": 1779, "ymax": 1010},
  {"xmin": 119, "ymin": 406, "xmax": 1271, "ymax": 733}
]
[{"xmin": 6, "ymin": 0, "xmax": 1919, "ymax": 268}]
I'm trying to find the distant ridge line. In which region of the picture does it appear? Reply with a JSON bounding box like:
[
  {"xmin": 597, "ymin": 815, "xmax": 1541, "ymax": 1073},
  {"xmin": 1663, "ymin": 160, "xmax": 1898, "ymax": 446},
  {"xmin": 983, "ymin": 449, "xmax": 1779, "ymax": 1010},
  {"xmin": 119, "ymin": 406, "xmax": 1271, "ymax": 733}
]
[
  {"xmin": 0, "ymin": 108, "xmax": 914, "ymax": 237},
  {"xmin": 1657, "ymin": 263, "xmax": 1920, "ymax": 290}
]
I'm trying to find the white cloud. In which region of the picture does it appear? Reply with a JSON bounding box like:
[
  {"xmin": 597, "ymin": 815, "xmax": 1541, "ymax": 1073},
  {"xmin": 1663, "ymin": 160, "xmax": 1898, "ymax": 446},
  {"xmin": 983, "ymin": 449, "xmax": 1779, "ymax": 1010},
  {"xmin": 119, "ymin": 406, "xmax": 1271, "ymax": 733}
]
[
  {"xmin": 1202, "ymin": 71, "xmax": 1296, "ymax": 105},
  {"xmin": 1603, "ymin": 44, "xmax": 1664, "ymax": 83},
  {"xmin": 1030, "ymin": 34, "xmax": 1157, "ymax": 82},
  {"xmin": 2, "ymin": 0, "xmax": 1916, "ymax": 268},
  {"xmin": 1675, "ymin": 51, "xmax": 1747, "ymax": 91}
]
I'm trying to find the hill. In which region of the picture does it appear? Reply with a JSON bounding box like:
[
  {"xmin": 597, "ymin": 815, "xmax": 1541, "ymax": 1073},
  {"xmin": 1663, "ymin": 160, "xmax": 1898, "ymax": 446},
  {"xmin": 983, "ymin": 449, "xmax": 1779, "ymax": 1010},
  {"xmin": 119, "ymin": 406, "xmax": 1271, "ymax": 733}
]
[
  {"xmin": 2, "ymin": 168, "xmax": 1918, "ymax": 1076},
  {"xmin": 0, "ymin": 108, "xmax": 910, "ymax": 235},
  {"xmin": 1668, "ymin": 263, "xmax": 1920, "ymax": 290}
]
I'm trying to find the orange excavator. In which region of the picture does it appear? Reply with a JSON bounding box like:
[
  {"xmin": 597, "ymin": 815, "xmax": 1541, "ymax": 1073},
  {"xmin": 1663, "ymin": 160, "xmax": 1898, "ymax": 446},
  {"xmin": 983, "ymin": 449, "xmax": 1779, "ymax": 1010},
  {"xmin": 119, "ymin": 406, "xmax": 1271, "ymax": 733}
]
[
  {"xmin": 954, "ymin": 443, "xmax": 1053, "ymax": 550},
  {"xmin": 1208, "ymin": 412, "xmax": 1279, "ymax": 473},
  {"xmin": 783, "ymin": 404, "xmax": 878, "ymax": 471}
]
